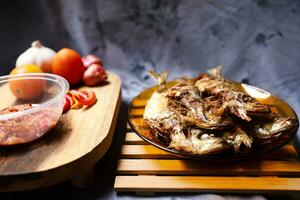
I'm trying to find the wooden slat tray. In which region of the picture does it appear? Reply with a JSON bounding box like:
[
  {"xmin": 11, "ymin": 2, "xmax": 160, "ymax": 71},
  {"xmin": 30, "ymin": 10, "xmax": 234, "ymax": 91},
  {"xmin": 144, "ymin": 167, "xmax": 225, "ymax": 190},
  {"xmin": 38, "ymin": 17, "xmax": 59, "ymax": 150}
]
[{"xmin": 114, "ymin": 126, "xmax": 300, "ymax": 194}]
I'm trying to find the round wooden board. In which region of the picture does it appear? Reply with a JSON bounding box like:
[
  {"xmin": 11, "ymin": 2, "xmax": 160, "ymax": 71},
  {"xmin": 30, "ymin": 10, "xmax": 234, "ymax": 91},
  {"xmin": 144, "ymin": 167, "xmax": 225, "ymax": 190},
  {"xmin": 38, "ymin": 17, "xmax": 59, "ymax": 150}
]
[{"xmin": 0, "ymin": 72, "xmax": 121, "ymax": 191}]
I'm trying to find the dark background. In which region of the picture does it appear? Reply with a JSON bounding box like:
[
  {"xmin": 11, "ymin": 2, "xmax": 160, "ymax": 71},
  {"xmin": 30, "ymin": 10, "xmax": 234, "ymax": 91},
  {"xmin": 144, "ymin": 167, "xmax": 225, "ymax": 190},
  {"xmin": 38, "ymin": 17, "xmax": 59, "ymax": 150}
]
[{"xmin": 0, "ymin": 0, "xmax": 299, "ymax": 199}]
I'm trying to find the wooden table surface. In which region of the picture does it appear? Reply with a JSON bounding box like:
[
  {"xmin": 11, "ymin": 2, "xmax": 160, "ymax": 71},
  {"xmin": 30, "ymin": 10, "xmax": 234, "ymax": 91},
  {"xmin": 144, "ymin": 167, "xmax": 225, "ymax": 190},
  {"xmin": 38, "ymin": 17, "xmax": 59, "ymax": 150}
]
[{"xmin": 0, "ymin": 72, "xmax": 121, "ymax": 191}]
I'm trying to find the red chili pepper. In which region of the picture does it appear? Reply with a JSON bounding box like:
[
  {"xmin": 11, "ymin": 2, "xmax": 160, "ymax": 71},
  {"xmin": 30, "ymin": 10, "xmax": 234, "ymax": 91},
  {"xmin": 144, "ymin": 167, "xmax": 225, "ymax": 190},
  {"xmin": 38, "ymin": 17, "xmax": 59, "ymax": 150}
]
[
  {"xmin": 68, "ymin": 90, "xmax": 82, "ymax": 98},
  {"xmin": 70, "ymin": 95, "xmax": 83, "ymax": 109},
  {"xmin": 63, "ymin": 94, "xmax": 73, "ymax": 113}
]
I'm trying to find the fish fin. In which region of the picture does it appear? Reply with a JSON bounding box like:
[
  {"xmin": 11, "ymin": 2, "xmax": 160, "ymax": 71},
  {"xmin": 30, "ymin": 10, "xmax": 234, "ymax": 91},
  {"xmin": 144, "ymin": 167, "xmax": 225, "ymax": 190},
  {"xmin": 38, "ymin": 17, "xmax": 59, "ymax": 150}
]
[
  {"xmin": 148, "ymin": 71, "xmax": 169, "ymax": 86},
  {"xmin": 236, "ymin": 107, "xmax": 251, "ymax": 121},
  {"xmin": 208, "ymin": 65, "xmax": 223, "ymax": 78}
]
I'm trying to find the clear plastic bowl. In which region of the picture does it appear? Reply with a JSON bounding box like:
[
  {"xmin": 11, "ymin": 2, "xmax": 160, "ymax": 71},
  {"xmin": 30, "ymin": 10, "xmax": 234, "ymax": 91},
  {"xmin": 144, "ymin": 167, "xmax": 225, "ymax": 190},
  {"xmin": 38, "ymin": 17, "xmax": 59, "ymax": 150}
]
[{"xmin": 0, "ymin": 73, "xmax": 69, "ymax": 145}]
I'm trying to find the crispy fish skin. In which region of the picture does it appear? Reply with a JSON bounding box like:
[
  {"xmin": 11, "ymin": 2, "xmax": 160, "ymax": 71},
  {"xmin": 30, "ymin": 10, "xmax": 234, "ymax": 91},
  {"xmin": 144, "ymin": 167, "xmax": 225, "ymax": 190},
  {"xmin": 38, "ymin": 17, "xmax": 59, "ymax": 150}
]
[
  {"xmin": 254, "ymin": 116, "xmax": 298, "ymax": 144},
  {"xmin": 167, "ymin": 80, "xmax": 233, "ymax": 130},
  {"xmin": 145, "ymin": 109, "xmax": 184, "ymax": 140},
  {"xmin": 222, "ymin": 91, "xmax": 270, "ymax": 121},
  {"xmin": 144, "ymin": 71, "xmax": 173, "ymax": 139},
  {"xmin": 144, "ymin": 70, "xmax": 169, "ymax": 121},
  {"xmin": 147, "ymin": 106, "xmax": 229, "ymax": 155},
  {"xmin": 144, "ymin": 72, "xmax": 230, "ymax": 155},
  {"xmin": 196, "ymin": 66, "xmax": 238, "ymax": 94},
  {"xmin": 169, "ymin": 129, "xmax": 229, "ymax": 155},
  {"xmin": 195, "ymin": 66, "xmax": 270, "ymax": 121},
  {"xmin": 223, "ymin": 126, "xmax": 253, "ymax": 154},
  {"xmin": 144, "ymin": 91, "xmax": 169, "ymax": 122}
]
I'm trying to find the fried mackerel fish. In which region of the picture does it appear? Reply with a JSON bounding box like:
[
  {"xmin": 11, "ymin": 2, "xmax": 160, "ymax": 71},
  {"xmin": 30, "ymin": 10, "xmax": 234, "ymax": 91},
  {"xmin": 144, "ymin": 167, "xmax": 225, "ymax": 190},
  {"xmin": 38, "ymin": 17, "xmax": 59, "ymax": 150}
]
[
  {"xmin": 195, "ymin": 66, "xmax": 271, "ymax": 121},
  {"xmin": 143, "ymin": 71, "xmax": 228, "ymax": 155},
  {"xmin": 143, "ymin": 67, "xmax": 298, "ymax": 156}
]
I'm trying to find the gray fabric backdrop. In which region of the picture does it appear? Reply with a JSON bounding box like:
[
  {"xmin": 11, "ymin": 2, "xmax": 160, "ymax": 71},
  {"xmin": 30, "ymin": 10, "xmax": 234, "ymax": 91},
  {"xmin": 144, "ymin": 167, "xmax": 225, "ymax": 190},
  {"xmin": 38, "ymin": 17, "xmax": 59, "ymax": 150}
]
[{"xmin": 0, "ymin": 0, "xmax": 299, "ymax": 199}]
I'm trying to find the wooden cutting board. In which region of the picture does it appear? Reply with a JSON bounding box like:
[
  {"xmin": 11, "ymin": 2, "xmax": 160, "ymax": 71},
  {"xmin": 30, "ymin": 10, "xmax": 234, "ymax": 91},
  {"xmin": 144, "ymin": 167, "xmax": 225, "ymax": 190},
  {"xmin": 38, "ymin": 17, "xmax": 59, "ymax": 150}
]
[{"xmin": 0, "ymin": 72, "xmax": 121, "ymax": 191}]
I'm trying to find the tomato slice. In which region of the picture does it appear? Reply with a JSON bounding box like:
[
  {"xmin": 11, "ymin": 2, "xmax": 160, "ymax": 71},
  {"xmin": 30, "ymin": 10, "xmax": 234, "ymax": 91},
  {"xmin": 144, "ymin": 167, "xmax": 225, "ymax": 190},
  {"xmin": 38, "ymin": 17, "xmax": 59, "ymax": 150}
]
[
  {"xmin": 78, "ymin": 89, "xmax": 97, "ymax": 106},
  {"xmin": 66, "ymin": 94, "xmax": 74, "ymax": 105},
  {"xmin": 63, "ymin": 94, "xmax": 73, "ymax": 113},
  {"xmin": 69, "ymin": 89, "xmax": 97, "ymax": 106}
]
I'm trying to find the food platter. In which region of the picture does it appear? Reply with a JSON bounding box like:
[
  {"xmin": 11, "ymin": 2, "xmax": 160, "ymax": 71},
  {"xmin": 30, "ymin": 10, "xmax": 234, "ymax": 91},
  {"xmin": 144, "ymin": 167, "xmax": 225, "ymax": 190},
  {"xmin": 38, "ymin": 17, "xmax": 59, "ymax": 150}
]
[{"xmin": 128, "ymin": 80, "xmax": 299, "ymax": 160}]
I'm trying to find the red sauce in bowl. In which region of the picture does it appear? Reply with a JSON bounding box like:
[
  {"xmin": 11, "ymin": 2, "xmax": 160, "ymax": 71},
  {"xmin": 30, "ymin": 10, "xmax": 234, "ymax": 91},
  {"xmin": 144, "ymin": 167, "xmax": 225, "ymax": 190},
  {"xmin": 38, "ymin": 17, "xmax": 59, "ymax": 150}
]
[{"xmin": 0, "ymin": 104, "xmax": 60, "ymax": 145}]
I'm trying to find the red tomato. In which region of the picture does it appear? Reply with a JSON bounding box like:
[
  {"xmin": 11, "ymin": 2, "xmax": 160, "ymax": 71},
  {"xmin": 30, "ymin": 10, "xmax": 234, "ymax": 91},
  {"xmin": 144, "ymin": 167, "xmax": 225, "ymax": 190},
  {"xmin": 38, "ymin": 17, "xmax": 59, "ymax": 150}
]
[{"xmin": 52, "ymin": 48, "xmax": 85, "ymax": 85}]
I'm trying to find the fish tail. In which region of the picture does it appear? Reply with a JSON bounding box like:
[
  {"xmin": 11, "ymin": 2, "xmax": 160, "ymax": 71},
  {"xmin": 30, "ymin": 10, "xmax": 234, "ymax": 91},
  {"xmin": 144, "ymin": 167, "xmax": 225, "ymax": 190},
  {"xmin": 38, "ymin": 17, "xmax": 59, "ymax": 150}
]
[
  {"xmin": 208, "ymin": 65, "xmax": 223, "ymax": 78},
  {"xmin": 148, "ymin": 71, "xmax": 169, "ymax": 86}
]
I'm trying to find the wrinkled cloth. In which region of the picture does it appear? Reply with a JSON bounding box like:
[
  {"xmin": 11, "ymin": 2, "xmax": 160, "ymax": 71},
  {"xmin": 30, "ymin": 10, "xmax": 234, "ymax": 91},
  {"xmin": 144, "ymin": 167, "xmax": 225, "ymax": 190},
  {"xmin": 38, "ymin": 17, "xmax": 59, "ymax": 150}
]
[{"xmin": 0, "ymin": 0, "xmax": 299, "ymax": 199}]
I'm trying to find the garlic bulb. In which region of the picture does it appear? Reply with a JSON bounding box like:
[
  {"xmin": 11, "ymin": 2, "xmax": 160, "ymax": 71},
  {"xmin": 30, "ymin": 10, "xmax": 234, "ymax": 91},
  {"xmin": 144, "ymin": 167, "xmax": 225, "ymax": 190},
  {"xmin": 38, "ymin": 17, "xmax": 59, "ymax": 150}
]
[{"xmin": 16, "ymin": 40, "xmax": 56, "ymax": 73}]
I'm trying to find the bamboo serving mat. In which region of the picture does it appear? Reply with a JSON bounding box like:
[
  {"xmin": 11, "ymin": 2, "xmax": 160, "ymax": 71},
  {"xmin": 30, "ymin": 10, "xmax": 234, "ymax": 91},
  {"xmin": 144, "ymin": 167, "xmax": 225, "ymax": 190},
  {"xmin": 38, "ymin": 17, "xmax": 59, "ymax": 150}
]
[{"xmin": 114, "ymin": 124, "xmax": 300, "ymax": 194}]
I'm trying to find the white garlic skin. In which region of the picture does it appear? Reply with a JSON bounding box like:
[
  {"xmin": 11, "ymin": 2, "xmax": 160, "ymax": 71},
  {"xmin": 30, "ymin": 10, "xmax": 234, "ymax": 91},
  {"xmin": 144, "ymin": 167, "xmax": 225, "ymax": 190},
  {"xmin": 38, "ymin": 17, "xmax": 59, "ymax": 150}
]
[{"xmin": 16, "ymin": 40, "xmax": 56, "ymax": 73}]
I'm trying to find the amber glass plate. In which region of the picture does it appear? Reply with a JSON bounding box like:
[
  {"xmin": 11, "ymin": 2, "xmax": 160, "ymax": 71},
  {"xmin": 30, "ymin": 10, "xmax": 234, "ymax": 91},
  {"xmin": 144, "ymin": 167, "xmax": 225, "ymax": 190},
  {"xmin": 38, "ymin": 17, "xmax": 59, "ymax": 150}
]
[{"xmin": 128, "ymin": 80, "xmax": 299, "ymax": 160}]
